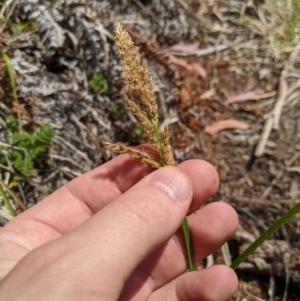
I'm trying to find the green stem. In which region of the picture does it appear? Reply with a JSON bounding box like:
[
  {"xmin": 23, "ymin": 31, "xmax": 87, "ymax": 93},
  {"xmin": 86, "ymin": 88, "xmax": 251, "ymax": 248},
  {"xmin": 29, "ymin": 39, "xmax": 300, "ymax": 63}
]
[
  {"xmin": 231, "ymin": 201, "xmax": 300, "ymax": 270},
  {"xmin": 182, "ymin": 216, "xmax": 196, "ymax": 271},
  {"xmin": 0, "ymin": 184, "xmax": 16, "ymax": 217}
]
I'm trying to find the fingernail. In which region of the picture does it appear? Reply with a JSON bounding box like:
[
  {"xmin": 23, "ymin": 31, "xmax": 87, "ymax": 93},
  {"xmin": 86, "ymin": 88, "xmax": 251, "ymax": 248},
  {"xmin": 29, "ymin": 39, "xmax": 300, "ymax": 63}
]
[{"xmin": 148, "ymin": 167, "xmax": 192, "ymax": 203}]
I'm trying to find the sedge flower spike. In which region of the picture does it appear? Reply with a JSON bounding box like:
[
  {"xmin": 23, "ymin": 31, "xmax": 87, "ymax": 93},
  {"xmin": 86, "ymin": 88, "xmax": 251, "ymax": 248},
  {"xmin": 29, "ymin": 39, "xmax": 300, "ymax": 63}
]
[{"xmin": 103, "ymin": 23, "xmax": 195, "ymax": 271}]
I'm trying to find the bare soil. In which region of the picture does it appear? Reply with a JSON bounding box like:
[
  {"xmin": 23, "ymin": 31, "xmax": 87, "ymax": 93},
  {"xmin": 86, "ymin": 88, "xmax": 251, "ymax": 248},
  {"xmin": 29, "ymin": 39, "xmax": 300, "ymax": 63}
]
[{"xmin": 1, "ymin": 1, "xmax": 300, "ymax": 300}]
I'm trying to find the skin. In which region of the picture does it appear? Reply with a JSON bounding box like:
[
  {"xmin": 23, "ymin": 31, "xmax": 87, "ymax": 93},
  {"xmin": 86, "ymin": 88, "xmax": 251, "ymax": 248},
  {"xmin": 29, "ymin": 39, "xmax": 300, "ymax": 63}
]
[{"xmin": 0, "ymin": 154, "xmax": 239, "ymax": 301}]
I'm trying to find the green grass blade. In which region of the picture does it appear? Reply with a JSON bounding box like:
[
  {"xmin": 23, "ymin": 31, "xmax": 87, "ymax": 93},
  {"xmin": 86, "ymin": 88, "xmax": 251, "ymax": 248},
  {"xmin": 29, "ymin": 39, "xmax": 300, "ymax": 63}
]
[
  {"xmin": 8, "ymin": 0, "xmax": 60, "ymax": 43},
  {"xmin": 0, "ymin": 184, "xmax": 16, "ymax": 217},
  {"xmin": 1, "ymin": 51, "xmax": 22, "ymax": 132},
  {"xmin": 182, "ymin": 216, "xmax": 196, "ymax": 271},
  {"xmin": 2, "ymin": 51, "xmax": 18, "ymax": 105},
  {"xmin": 0, "ymin": 0, "xmax": 16, "ymax": 32},
  {"xmin": 231, "ymin": 201, "xmax": 300, "ymax": 270}
]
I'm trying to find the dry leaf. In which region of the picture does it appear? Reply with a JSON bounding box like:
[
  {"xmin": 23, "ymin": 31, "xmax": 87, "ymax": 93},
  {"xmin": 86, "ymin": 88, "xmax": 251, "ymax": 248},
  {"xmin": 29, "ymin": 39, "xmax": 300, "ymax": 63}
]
[
  {"xmin": 167, "ymin": 43, "xmax": 197, "ymax": 54},
  {"xmin": 180, "ymin": 86, "xmax": 191, "ymax": 109},
  {"xmin": 224, "ymin": 89, "xmax": 264, "ymax": 105},
  {"xmin": 168, "ymin": 54, "xmax": 190, "ymax": 68},
  {"xmin": 190, "ymin": 62, "xmax": 207, "ymax": 78},
  {"xmin": 205, "ymin": 119, "xmax": 250, "ymax": 135},
  {"xmin": 168, "ymin": 55, "xmax": 207, "ymax": 78},
  {"xmin": 200, "ymin": 89, "xmax": 215, "ymax": 100}
]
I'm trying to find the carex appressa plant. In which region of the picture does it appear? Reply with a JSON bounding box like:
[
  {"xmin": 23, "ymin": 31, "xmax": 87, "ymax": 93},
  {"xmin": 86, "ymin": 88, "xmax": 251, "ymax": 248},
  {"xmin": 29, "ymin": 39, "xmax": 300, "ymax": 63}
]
[{"xmin": 103, "ymin": 24, "xmax": 196, "ymax": 271}]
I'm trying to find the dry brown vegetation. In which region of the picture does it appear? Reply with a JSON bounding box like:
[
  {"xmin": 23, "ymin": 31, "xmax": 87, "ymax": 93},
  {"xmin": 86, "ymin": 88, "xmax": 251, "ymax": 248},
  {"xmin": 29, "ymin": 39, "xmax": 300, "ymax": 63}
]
[{"xmin": 0, "ymin": 0, "xmax": 300, "ymax": 300}]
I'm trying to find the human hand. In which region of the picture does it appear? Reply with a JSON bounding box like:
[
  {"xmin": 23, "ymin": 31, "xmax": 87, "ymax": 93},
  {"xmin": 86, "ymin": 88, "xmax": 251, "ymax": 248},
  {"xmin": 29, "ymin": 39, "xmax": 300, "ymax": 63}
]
[{"xmin": 0, "ymin": 153, "xmax": 238, "ymax": 300}]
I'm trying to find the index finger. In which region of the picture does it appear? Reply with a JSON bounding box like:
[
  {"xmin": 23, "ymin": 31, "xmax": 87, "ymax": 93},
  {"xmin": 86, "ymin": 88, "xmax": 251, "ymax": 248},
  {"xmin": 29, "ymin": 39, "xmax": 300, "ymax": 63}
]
[
  {"xmin": 17, "ymin": 152, "xmax": 155, "ymax": 234},
  {"xmin": 9, "ymin": 155, "xmax": 219, "ymax": 237}
]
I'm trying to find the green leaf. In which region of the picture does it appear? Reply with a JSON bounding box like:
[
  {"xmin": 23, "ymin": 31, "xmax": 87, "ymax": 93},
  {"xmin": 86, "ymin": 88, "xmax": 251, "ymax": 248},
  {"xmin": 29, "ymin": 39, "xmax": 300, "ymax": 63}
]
[
  {"xmin": 231, "ymin": 201, "xmax": 300, "ymax": 270},
  {"xmin": 11, "ymin": 150, "xmax": 35, "ymax": 177},
  {"xmin": 89, "ymin": 73, "xmax": 116, "ymax": 94},
  {"xmin": 5, "ymin": 115, "xmax": 19, "ymax": 133},
  {"xmin": 2, "ymin": 52, "xmax": 19, "ymax": 106},
  {"xmin": 3, "ymin": 124, "xmax": 54, "ymax": 178}
]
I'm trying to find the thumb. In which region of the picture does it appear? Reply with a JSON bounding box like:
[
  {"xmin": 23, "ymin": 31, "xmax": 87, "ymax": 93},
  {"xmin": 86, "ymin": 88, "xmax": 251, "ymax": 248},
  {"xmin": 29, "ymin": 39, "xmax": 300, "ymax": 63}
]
[
  {"xmin": 81, "ymin": 166, "xmax": 193, "ymax": 297},
  {"xmin": 1, "ymin": 166, "xmax": 193, "ymax": 300},
  {"xmin": 97, "ymin": 165, "xmax": 193, "ymax": 280}
]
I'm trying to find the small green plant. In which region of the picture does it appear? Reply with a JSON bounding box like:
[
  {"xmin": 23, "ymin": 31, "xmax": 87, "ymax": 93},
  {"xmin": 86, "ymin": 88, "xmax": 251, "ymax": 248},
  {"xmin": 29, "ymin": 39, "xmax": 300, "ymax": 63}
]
[
  {"xmin": 0, "ymin": 115, "xmax": 54, "ymax": 178},
  {"xmin": 0, "ymin": 116, "xmax": 54, "ymax": 216},
  {"xmin": 131, "ymin": 123, "xmax": 146, "ymax": 144},
  {"xmin": 111, "ymin": 103, "xmax": 124, "ymax": 119},
  {"xmin": 2, "ymin": 0, "xmax": 59, "ymax": 43},
  {"xmin": 9, "ymin": 21, "xmax": 39, "ymax": 38},
  {"xmin": 271, "ymin": 0, "xmax": 300, "ymax": 46},
  {"xmin": 0, "ymin": 0, "xmax": 55, "ymax": 216},
  {"xmin": 89, "ymin": 73, "xmax": 117, "ymax": 95},
  {"xmin": 103, "ymin": 24, "xmax": 196, "ymax": 271},
  {"xmin": 5, "ymin": 114, "xmax": 19, "ymax": 132}
]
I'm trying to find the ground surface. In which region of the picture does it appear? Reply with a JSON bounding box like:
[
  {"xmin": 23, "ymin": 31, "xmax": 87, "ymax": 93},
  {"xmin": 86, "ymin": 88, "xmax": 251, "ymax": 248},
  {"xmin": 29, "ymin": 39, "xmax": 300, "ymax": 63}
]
[{"xmin": 0, "ymin": 0, "xmax": 300, "ymax": 300}]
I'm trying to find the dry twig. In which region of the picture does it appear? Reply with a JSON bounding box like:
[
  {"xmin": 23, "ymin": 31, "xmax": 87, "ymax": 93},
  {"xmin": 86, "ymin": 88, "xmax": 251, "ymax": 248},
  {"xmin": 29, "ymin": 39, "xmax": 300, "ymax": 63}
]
[{"xmin": 255, "ymin": 42, "xmax": 300, "ymax": 157}]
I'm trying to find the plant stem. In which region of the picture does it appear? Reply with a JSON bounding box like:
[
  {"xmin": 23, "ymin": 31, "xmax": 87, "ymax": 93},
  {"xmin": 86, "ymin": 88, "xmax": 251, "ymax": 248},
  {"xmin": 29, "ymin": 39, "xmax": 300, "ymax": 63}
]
[
  {"xmin": 231, "ymin": 201, "xmax": 300, "ymax": 270},
  {"xmin": 151, "ymin": 121, "xmax": 167, "ymax": 166},
  {"xmin": 0, "ymin": 184, "xmax": 16, "ymax": 217},
  {"xmin": 182, "ymin": 216, "xmax": 196, "ymax": 271}
]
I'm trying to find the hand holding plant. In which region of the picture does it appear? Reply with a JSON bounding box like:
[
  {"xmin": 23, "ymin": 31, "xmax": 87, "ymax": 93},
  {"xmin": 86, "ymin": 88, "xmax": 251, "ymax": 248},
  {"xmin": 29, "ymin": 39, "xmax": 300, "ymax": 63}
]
[{"xmin": 0, "ymin": 152, "xmax": 238, "ymax": 300}]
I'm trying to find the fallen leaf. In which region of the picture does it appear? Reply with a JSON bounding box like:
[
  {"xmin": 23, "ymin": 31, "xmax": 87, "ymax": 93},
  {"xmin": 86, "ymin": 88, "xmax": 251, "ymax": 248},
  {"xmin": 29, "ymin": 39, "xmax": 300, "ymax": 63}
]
[
  {"xmin": 200, "ymin": 89, "xmax": 215, "ymax": 99},
  {"xmin": 167, "ymin": 43, "xmax": 197, "ymax": 54},
  {"xmin": 168, "ymin": 55, "xmax": 207, "ymax": 78},
  {"xmin": 205, "ymin": 119, "xmax": 250, "ymax": 135},
  {"xmin": 190, "ymin": 62, "xmax": 207, "ymax": 78},
  {"xmin": 168, "ymin": 54, "xmax": 190, "ymax": 68},
  {"xmin": 224, "ymin": 89, "xmax": 265, "ymax": 105},
  {"xmin": 180, "ymin": 86, "xmax": 191, "ymax": 109}
]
